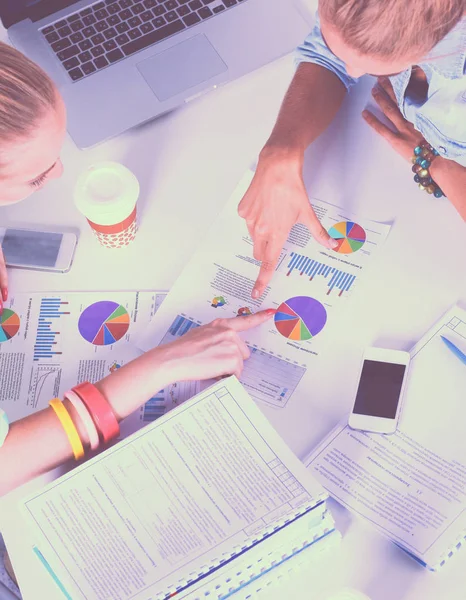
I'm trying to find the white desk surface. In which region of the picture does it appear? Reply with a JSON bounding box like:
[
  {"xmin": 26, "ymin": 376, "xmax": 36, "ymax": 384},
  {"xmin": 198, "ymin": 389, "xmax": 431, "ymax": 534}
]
[{"xmin": 1, "ymin": 6, "xmax": 466, "ymax": 600}]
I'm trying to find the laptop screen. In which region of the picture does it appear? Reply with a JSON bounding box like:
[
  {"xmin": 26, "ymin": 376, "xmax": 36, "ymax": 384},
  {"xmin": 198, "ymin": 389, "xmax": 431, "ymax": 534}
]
[{"xmin": 1, "ymin": 0, "xmax": 79, "ymax": 29}]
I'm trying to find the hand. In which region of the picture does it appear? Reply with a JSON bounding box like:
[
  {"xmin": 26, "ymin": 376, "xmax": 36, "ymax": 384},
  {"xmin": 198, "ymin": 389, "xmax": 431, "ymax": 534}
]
[
  {"xmin": 161, "ymin": 309, "xmax": 276, "ymax": 382},
  {"xmin": 0, "ymin": 245, "xmax": 8, "ymax": 314},
  {"xmin": 363, "ymin": 77, "xmax": 423, "ymax": 161},
  {"xmin": 238, "ymin": 151, "xmax": 338, "ymax": 299}
]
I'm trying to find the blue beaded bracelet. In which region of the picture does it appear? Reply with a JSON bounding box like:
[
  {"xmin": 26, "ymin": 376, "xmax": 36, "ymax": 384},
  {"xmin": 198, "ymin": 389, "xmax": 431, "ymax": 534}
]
[{"xmin": 411, "ymin": 142, "xmax": 444, "ymax": 198}]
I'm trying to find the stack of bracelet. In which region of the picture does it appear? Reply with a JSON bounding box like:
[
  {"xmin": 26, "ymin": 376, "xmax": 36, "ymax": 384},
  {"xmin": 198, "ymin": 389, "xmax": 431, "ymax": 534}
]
[
  {"xmin": 411, "ymin": 141, "xmax": 444, "ymax": 198},
  {"xmin": 49, "ymin": 381, "xmax": 120, "ymax": 461}
]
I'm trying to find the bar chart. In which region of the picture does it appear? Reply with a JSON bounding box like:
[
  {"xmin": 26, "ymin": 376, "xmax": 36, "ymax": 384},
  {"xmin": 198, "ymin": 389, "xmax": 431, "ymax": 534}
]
[
  {"xmin": 34, "ymin": 298, "xmax": 69, "ymax": 361},
  {"xmin": 141, "ymin": 391, "xmax": 167, "ymax": 422},
  {"xmin": 285, "ymin": 252, "xmax": 357, "ymax": 297},
  {"xmin": 160, "ymin": 315, "xmax": 201, "ymax": 345}
]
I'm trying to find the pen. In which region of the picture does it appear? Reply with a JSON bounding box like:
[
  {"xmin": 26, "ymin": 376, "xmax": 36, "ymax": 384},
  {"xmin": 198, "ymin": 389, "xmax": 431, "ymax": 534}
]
[
  {"xmin": 440, "ymin": 335, "xmax": 466, "ymax": 366},
  {"xmin": 0, "ymin": 579, "xmax": 18, "ymax": 600}
]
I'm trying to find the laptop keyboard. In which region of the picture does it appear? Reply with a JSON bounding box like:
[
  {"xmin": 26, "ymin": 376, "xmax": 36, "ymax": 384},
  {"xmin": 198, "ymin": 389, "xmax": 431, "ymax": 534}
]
[{"xmin": 41, "ymin": 0, "xmax": 247, "ymax": 82}]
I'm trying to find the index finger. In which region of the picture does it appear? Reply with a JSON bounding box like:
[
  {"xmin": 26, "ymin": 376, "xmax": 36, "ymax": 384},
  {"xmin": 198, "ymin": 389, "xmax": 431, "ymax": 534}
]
[
  {"xmin": 253, "ymin": 232, "xmax": 288, "ymax": 298},
  {"xmin": 227, "ymin": 309, "xmax": 277, "ymax": 332}
]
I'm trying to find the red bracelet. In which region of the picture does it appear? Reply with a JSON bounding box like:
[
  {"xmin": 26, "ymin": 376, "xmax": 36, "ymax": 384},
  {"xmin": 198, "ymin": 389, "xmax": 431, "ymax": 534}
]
[{"xmin": 72, "ymin": 382, "xmax": 120, "ymax": 444}]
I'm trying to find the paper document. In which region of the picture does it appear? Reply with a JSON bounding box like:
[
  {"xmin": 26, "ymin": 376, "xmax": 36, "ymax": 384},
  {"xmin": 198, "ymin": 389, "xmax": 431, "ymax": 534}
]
[
  {"xmin": 305, "ymin": 306, "xmax": 466, "ymax": 569},
  {"xmin": 20, "ymin": 377, "xmax": 327, "ymax": 600},
  {"xmin": 0, "ymin": 291, "xmax": 167, "ymax": 436},
  {"xmin": 138, "ymin": 171, "xmax": 390, "ymax": 414}
]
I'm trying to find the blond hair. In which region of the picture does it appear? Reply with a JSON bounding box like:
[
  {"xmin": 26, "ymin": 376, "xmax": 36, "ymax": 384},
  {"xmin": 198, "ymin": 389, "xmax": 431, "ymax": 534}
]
[
  {"xmin": 0, "ymin": 42, "xmax": 56, "ymax": 142},
  {"xmin": 319, "ymin": 0, "xmax": 465, "ymax": 59}
]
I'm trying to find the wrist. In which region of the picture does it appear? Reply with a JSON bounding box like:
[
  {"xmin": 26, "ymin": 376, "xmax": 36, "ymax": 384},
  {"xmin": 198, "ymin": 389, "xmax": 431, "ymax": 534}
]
[
  {"xmin": 259, "ymin": 141, "xmax": 305, "ymax": 170},
  {"xmin": 62, "ymin": 398, "xmax": 90, "ymax": 449}
]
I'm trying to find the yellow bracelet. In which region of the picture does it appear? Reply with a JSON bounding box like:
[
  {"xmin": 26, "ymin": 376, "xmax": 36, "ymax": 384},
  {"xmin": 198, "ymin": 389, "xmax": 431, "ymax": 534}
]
[{"xmin": 49, "ymin": 399, "xmax": 85, "ymax": 461}]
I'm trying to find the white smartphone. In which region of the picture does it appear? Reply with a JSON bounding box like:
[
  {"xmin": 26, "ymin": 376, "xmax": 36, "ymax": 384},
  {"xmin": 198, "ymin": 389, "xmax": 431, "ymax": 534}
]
[
  {"xmin": 0, "ymin": 227, "xmax": 78, "ymax": 273},
  {"xmin": 348, "ymin": 347, "xmax": 410, "ymax": 434}
]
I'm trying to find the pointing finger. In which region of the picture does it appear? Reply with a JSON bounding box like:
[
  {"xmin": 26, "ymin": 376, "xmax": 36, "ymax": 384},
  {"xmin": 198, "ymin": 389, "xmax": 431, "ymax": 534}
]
[{"xmin": 227, "ymin": 309, "xmax": 276, "ymax": 332}]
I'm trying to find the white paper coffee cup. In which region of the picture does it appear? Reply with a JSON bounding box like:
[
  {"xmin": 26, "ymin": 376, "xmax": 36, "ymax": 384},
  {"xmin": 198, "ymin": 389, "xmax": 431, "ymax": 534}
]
[{"xmin": 74, "ymin": 161, "xmax": 140, "ymax": 248}]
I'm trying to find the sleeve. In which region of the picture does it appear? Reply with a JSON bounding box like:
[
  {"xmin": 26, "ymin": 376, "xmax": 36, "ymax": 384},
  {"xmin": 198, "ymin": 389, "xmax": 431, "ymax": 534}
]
[
  {"xmin": 295, "ymin": 13, "xmax": 360, "ymax": 92},
  {"xmin": 0, "ymin": 408, "xmax": 9, "ymax": 447}
]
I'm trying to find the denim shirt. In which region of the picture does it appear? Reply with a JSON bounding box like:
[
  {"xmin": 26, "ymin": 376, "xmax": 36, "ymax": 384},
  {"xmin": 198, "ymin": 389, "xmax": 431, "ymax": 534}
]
[{"xmin": 296, "ymin": 15, "xmax": 466, "ymax": 167}]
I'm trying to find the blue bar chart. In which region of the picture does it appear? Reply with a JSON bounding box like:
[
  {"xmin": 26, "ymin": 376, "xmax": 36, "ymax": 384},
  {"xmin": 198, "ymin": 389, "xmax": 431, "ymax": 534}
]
[
  {"xmin": 286, "ymin": 252, "xmax": 356, "ymax": 296},
  {"xmin": 34, "ymin": 298, "xmax": 69, "ymax": 361},
  {"xmin": 142, "ymin": 392, "xmax": 167, "ymax": 422},
  {"xmin": 161, "ymin": 315, "xmax": 200, "ymax": 345}
]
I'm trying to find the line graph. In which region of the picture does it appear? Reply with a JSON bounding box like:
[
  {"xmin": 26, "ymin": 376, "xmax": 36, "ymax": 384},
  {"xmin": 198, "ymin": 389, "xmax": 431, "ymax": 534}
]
[{"xmin": 29, "ymin": 365, "xmax": 62, "ymax": 409}]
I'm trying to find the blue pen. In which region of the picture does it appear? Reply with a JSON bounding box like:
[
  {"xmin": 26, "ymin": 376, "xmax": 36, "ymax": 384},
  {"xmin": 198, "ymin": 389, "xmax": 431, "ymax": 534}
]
[{"xmin": 440, "ymin": 335, "xmax": 466, "ymax": 366}]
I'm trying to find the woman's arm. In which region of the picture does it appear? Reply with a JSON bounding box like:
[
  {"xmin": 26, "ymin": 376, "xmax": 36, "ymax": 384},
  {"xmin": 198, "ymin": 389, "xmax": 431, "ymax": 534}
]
[
  {"xmin": 429, "ymin": 157, "xmax": 466, "ymax": 221},
  {"xmin": 0, "ymin": 310, "xmax": 274, "ymax": 496}
]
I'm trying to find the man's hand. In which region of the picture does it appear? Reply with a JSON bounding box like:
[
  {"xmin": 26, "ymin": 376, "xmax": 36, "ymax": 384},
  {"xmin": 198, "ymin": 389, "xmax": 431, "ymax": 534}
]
[
  {"xmin": 363, "ymin": 77, "xmax": 424, "ymax": 161},
  {"xmin": 0, "ymin": 246, "xmax": 8, "ymax": 314},
  {"xmin": 239, "ymin": 151, "xmax": 338, "ymax": 298}
]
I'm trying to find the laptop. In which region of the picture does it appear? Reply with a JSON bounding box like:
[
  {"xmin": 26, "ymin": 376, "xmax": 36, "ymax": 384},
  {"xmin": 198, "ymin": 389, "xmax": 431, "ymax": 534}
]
[{"xmin": 2, "ymin": 0, "xmax": 310, "ymax": 148}]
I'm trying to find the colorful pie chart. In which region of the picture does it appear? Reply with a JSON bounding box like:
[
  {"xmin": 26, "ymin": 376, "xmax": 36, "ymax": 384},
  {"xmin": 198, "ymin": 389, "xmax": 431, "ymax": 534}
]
[
  {"xmin": 78, "ymin": 301, "xmax": 130, "ymax": 346},
  {"xmin": 328, "ymin": 221, "xmax": 366, "ymax": 254},
  {"xmin": 0, "ymin": 309, "xmax": 20, "ymax": 342},
  {"xmin": 274, "ymin": 296, "xmax": 327, "ymax": 341}
]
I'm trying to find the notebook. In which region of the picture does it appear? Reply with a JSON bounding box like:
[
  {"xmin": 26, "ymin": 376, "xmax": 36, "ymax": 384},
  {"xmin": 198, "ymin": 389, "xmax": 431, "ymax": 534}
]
[
  {"xmin": 17, "ymin": 377, "xmax": 338, "ymax": 599},
  {"xmin": 304, "ymin": 305, "xmax": 466, "ymax": 571}
]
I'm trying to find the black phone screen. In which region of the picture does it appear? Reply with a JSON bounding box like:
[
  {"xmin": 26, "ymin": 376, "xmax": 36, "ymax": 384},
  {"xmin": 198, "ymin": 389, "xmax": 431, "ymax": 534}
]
[
  {"xmin": 353, "ymin": 360, "xmax": 406, "ymax": 419},
  {"xmin": 2, "ymin": 229, "xmax": 63, "ymax": 268}
]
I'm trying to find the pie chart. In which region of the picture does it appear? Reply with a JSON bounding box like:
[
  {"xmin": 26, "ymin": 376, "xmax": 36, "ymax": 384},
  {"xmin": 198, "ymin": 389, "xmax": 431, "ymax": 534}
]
[
  {"xmin": 328, "ymin": 221, "xmax": 366, "ymax": 254},
  {"xmin": 78, "ymin": 301, "xmax": 130, "ymax": 346},
  {"xmin": 274, "ymin": 296, "xmax": 327, "ymax": 341},
  {"xmin": 0, "ymin": 309, "xmax": 20, "ymax": 342}
]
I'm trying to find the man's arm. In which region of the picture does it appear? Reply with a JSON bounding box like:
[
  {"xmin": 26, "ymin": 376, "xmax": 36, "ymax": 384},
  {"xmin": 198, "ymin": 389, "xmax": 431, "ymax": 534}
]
[
  {"xmin": 264, "ymin": 61, "xmax": 347, "ymax": 157},
  {"xmin": 430, "ymin": 157, "xmax": 466, "ymax": 221},
  {"xmin": 239, "ymin": 62, "xmax": 347, "ymax": 298}
]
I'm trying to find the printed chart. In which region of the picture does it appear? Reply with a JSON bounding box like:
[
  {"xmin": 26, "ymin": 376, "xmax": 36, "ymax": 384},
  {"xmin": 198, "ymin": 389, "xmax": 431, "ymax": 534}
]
[
  {"xmin": 0, "ymin": 309, "xmax": 20, "ymax": 342},
  {"xmin": 275, "ymin": 297, "xmax": 327, "ymax": 341},
  {"xmin": 240, "ymin": 347, "xmax": 306, "ymax": 408},
  {"xmin": 29, "ymin": 365, "xmax": 61, "ymax": 410},
  {"xmin": 160, "ymin": 315, "xmax": 200, "ymax": 345},
  {"xmin": 286, "ymin": 252, "xmax": 356, "ymax": 297},
  {"xmin": 34, "ymin": 298, "xmax": 68, "ymax": 361},
  {"xmin": 161, "ymin": 314, "xmax": 306, "ymax": 408},
  {"xmin": 328, "ymin": 221, "xmax": 366, "ymax": 254},
  {"xmin": 78, "ymin": 301, "xmax": 130, "ymax": 346}
]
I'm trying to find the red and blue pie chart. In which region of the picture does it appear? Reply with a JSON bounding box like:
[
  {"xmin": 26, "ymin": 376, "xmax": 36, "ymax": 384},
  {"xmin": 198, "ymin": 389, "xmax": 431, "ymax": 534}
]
[
  {"xmin": 78, "ymin": 301, "xmax": 130, "ymax": 346},
  {"xmin": 328, "ymin": 221, "xmax": 366, "ymax": 254},
  {"xmin": 274, "ymin": 296, "xmax": 327, "ymax": 341}
]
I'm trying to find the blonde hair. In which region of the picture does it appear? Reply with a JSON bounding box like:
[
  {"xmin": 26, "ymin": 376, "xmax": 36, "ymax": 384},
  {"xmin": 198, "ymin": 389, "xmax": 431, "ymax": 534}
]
[
  {"xmin": 0, "ymin": 42, "xmax": 56, "ymax": 142},
  {"xmin": 319, "ymin": 0, "xmax": 465, "ymax": 59}
]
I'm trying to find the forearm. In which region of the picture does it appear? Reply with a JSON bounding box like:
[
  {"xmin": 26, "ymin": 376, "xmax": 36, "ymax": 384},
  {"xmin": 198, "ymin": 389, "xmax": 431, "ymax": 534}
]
[
  {"xmin": 0, "ymin": 346, "xmax": 175, "ymax": 496},
  {"xmin": 430, "ymin": 157, "xmax": 466, "ymax": 220},
  {"xmin": 262, "ymin": 62, "xmax": 346, "ymax": 162}
]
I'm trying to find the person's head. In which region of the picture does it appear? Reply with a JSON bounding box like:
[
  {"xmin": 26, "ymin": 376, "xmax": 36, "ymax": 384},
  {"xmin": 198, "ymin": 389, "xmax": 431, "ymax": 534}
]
[
  {"xmin": 319, "ymin": 0, "xmax": 465, "ymax": 78},
  {"xmin": 0, "ymin": 42, "xmax": 66, "ymax": 206}
]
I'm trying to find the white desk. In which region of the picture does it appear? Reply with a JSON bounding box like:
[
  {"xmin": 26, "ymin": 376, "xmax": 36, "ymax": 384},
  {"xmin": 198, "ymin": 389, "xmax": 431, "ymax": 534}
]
[{"xmin": 1, "ymin": 9, "xmax": 466, "ymax": 600}]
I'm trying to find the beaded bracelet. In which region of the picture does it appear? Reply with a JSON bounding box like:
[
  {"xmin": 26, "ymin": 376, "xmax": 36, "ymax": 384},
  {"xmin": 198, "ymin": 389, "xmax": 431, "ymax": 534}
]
[{"xmin": 411, "ymin": 141, "xmax": 444, "ymax": 198}]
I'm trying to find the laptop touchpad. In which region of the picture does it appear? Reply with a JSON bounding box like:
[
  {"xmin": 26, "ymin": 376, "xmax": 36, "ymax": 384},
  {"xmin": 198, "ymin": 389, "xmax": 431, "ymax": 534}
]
[{"xmin": 137, "ymin": 34, "xmax": 228, "ymax": 102}]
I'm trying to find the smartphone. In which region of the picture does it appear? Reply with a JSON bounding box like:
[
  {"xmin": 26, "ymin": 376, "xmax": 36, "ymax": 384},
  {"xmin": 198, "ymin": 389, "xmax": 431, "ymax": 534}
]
[
  {"xmin": 348, "ymin": 347, "xmax": 410, "ymax": 434},
  {"xmin": 0, "ymin": 227, "xmax": 77, "ymax": 273}
]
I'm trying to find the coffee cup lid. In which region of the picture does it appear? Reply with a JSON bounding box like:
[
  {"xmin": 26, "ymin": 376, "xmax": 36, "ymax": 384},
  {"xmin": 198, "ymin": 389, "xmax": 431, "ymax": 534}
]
[{"xmin": 74, "ymin": 161, "xmax": 139, "ymax": 226}]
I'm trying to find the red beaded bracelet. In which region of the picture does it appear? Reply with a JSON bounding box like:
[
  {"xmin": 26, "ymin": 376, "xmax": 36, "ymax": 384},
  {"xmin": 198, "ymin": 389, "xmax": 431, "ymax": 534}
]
[{"xmin": 72, "ymin": 382, "xmax": 120, "ymax": 444}]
